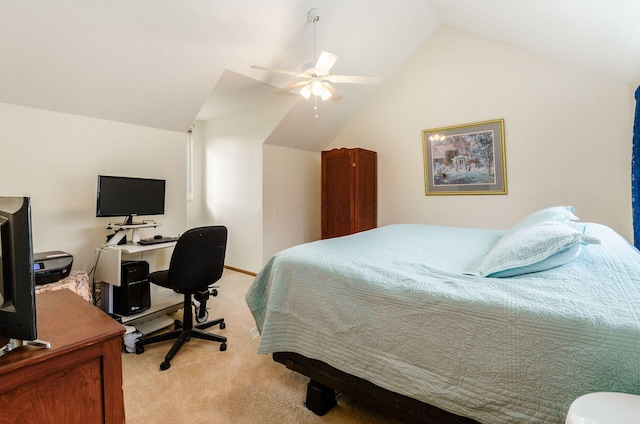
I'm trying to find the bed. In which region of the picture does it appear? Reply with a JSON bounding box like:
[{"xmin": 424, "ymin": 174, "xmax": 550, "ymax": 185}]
[{"xmin": 246, "ymin": 207, "xmax": 640, "ymax": 423}]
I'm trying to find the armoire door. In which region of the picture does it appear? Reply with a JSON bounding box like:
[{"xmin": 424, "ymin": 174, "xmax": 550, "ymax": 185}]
[{"xmin": 322, "ymin": 148, "xmax": 376, "ymax": 239}]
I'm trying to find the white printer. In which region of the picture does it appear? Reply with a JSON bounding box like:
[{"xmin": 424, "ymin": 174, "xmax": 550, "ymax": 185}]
[{"xmin": 34, "ymin": 250, "xmax": 73, "ymax": 285}]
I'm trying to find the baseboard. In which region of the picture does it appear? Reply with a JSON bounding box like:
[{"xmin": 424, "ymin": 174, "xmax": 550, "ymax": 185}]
[{"xmin": 224, "ymin": 265, "xmax": 257, "ymax": 277}]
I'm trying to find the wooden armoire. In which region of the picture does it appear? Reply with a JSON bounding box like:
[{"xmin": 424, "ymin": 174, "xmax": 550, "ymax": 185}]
[{"xmin": 321, "ymin": 148, "xmax": 377, "ymax": 239}]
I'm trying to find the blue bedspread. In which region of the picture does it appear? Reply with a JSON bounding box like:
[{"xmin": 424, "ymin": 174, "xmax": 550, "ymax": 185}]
[{"xmin": 246, "ymin": 223, "xmax": 640, "ymax": 423}]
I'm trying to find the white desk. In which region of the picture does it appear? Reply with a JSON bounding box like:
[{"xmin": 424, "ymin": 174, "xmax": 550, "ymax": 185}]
[
  {"xmin": 95, "ymin": 241, "xmax": 182, "ymax": 332},
  {"xmin": 95, "ymin": 242, "xmax": 176, "ymax": 286}
]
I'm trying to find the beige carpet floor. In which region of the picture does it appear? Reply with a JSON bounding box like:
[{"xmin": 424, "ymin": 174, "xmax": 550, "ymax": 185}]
[{"xmin": 121, "ymin": 269, "xmax": 400, "ymax": 423}]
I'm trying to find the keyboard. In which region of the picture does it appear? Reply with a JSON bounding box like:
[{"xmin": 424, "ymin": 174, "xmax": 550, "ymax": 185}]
[{"xmin": 138, "ymin": 236, "xmax": 179, "ymax": 246}]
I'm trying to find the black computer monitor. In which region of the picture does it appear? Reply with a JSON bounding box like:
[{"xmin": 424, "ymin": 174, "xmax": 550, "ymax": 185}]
[{"xmin": 96, "ymin": 175, "xmax": 166, "ymax": 225}]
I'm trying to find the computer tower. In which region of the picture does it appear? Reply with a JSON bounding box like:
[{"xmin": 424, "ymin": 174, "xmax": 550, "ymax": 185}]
[{"xmin": 113, "ymin": 260, "xmax": 151, "ymax": 316}]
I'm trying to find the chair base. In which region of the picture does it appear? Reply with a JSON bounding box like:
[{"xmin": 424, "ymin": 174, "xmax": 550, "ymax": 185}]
[{"xmin": 135, "ymin": 293, "xmax": 226, "ymax": 370}]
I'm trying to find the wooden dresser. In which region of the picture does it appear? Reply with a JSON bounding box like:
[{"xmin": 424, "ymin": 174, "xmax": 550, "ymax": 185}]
[
  {"xmin": 321, "ymin": 147, "xmax": 377, "ymax": 239},
  {"xmin": 0, "ymin": 289, "xmax": 125, "ymax": 423}
]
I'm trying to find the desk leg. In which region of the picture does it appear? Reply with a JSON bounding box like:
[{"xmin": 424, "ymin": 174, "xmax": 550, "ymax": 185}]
[{"xmin": 101, "ymin": 283, "xmax": 114, "ymax": 315}]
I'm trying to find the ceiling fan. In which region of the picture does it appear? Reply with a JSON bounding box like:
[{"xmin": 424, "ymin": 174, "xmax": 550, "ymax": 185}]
[{"xmin": 251, "ymin": 8, "xmax": 381, "ymax": 104}]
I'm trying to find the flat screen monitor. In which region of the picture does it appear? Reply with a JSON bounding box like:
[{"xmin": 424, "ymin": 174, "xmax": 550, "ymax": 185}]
[
  {"xmin": 96, "ymin": 175, "xmax": 166, "ymax": 225},
  {"xmin": 0, "ymin": 196, "xmax": 37, "ymax": 344}
]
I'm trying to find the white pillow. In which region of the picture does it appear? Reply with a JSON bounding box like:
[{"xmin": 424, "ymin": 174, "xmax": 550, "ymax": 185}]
[
  {"xmin": 469, "ymin": 221, "xmax": 600, "ymax": 278},
  {"xmin": 510, "ymin": 206, "xmax": 579, "ymax": 233}
]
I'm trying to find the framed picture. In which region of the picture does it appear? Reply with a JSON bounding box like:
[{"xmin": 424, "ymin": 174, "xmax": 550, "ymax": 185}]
[{"xmin": 422, "ymin": 119, "xmax": 507, "ymax": 195}]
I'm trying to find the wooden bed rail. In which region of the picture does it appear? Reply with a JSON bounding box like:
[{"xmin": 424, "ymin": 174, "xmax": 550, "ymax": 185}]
[{"xmin": 273, "ymin": 352, "xmax": 478, "ymax": 423}]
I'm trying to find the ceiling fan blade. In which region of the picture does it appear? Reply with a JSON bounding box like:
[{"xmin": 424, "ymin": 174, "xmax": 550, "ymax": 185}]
[
  {"xmin": 314, "ymin": 51, "xmax": 338, "ymax": 74},
  {"xmin": 251, "ymin": 65, "xmax": 306, "ymax": 78},
  {"xmin": 281, "ymin": 81, "xmax": 309, "ymax": 92},
  {"xmin": 323, "ymin": 82, "xmax": 343, "ymax": 101},
  {"xmin": 326, "ymin": 74, "xmax": 382, "ymax": 84}
]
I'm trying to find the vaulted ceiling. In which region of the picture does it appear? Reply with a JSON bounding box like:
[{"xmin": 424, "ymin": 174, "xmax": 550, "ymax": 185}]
[{"xmin": 1, "ymin": 1, "xmax": 639, "ymax": 151}]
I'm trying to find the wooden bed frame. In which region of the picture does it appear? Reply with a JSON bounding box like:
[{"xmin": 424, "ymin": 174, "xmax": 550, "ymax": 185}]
[{"xmin": 273, "ymin": 352, "xmax": 479, "ymax": 423}]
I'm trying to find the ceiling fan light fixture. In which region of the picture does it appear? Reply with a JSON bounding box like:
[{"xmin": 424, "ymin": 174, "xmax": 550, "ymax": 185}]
[
  {"xmin": 311, "ymin": 79, "xmax": 324, "ymax": 97},
  {"xmin": 299, "ymin": 84, "xmax": 312, "ymax": 99},
  {"xmin": 320, "ymin": 85, "xmax": 332, "ymax": 101},
  {"xmin": 299, "ymin": 80, "xmax": 332, "ymax": 101}
]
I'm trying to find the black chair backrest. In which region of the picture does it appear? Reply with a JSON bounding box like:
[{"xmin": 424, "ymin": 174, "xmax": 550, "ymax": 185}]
[{"xmin": 167, "ymin": 226, "xmax": 227, "ymax": 292}]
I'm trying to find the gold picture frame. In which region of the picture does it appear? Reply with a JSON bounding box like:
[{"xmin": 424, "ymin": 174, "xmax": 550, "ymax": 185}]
[{"xmin": 422, "ymin": 119, "xmax": 507, "ymax": 195}]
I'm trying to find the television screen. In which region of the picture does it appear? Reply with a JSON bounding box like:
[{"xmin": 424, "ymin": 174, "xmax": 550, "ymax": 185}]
[
  {"xmin": 0, "ymin": 196, "xmax": 37, "ymax": 343},
  {"xmin": 96, "ymin": 175, "xmax": 165, "ymax": 225}
]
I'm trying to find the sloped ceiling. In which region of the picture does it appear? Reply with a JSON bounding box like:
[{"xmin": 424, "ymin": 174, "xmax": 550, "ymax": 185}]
[{"xmin": 0, "ymin": 1, "xmax": 639, "ymax": 152}]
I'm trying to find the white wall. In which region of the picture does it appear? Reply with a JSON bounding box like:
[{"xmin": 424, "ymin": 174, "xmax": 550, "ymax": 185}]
[
  {"xmin": 197, "ymin": 98, "xmax": 295, "ymax": 273},
  {"xmin": 0, "ymin": 102, "xmax": 188, "ymax": 272},
  {"xmin": 263, "ymin": 144, "xmax": 321, "ymax": 262},
  {"xmin": 200, "ymin": 115, "xmax": 262, "ymax": 273},
  {"xmin": 330, "ymin": 26, "xmax": 633, "ymax": 240}
]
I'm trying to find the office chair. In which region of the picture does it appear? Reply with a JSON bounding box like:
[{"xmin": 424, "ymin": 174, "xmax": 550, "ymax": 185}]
[{"xmin": 135, "ymin": 225, "xmax": 228, "ymax": 370}]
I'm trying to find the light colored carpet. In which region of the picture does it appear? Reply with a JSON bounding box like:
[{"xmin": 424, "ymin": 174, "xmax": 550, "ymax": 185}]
[{"xmin": 121, "ymin": 269, "xmax": 399, "ymax": 423}]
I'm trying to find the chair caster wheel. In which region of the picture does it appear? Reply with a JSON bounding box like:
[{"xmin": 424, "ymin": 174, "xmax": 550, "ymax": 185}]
[
  {"xmin": 220, "ymin": 343, "xmax": 227, "ymax": 352},
  {"xmin": 135, "ymin": 345, "xmax": 144, "ymax": 354},
  {"xmin": 195, "ymin": 309, "xmax": 208, "ymax": 323},
  {"xmin": 220, "ymin": 322, "xmax": 226, "ymax": 330},
  {"xmin": 160, "ymin": 361, "xmax": 171, "ymax": 371}
]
